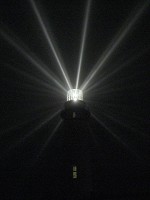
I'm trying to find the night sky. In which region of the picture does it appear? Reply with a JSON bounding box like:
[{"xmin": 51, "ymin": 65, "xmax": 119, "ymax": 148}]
[{"xmin": 0, "ymin": 0, "xmax": 150, "ymax": 199}]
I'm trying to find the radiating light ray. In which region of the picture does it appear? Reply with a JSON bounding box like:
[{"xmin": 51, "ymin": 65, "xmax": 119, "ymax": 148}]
[
  {"xmin": 20, "ymin": 82, "xmax": 63, "ymax": 98},
  {"xmin": 0, "ymin": 30, "xmax": 66, "ymax": 92},
  {"xmin": 87, "ymin": 99, "xmax": 150, "ymax": 129},
  {"xmin": 88, "ymin": 96, "xmax": 150, "ymax": 124},
  {"xmin": 76, "ymin": 0, "xmax": 92, "ymax": 89},
  {"xmin": 6, "ymin": 63, "xmax": 65, "ymax": 97},
  {"xmin": 20, "ymin": 110, "xmax": 60, "ymax": 142},
  {"xmin": 30, "ymin": 0, "xmax": 72, "ymax": 90},
  {"xmin": 99, "ymin": 109, "xmax": 150, "ymax": 138},
  {"xmin": 1, "ymin": 119, "xmax": 34, "ymax": 137},
  {"xmin": 0, "ymin": 107, "xmax": 55, "ymax": 139},
  {"xmin": 6, "ymin": 110, "xmax": 61, "ymax": 152},
  {"xmin": 81, "ymin": 1, "xmax": 150, "ymax": 90},
  {"xmin": 87, "ymin": 78, "xmax": 149, "ymax": 98},
  {"xmin": 85, "ymin": 72, "xmax": 138, "ymax": 95},
  {"xmin": 92, "ymin": 113, "xmax": 141, "ymax": 159},
  {"xmin": 34, "ymin": 119, "xmax": 62, "ymax": 164},
  {"xmin": 107, "ymin": 105, "xmax": 150, "ymax": 124},
  {"xmin": 86, "ymin": 48, "xmax": 150, "ymax": 93}
]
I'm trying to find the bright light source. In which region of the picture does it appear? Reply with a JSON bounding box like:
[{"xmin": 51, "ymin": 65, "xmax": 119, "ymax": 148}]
[{"xmin": 67, "ymin": 89, "xmax": 83, "ymax": 102}]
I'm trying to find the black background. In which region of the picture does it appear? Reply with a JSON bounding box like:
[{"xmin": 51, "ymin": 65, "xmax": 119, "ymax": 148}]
[{"xmin": 0, "ymin": 0, "xmax": 150, "ymax": 199}]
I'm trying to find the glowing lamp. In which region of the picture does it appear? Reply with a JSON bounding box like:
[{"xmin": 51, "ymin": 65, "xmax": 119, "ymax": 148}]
[
  {"xmin": 61, "ymin": 89, "xmax": 90, "ymax": 119},
  {"xmin": 67, "ymin": 89, "xmax": 83, "ymax": 102}
]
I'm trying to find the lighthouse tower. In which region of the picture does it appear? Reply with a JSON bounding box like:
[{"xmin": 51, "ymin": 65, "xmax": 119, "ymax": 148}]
[{"xmin": 61, "ymin": 89, "xmax": 92, "ymax": 199}]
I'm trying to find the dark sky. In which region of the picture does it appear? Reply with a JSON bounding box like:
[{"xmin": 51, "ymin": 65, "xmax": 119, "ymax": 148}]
[{"xmin": 0, "ymin": 0, "xmax": 150, "ymax": 199}]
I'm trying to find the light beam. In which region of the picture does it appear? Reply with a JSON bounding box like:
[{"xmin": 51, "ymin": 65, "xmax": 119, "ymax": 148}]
[
  {"xmin": 86, "ymin": 71, "xmax": 149, "ymax": 97},
  {"xmin": 81, "ymin": 1, "xmax": 149, "ymax": 90},
  {"xmin": 34, "ymin": 119, "xmax": 62, "ymax": 164},
  {"xmin": 99, "ymin": 106, "xmax": 150, "ymax": 139},
  {"xmin": 76, "ymin": 0, "xmax": 92, "ymax": 89},
  {"xmin": 7, "ymin": 63, "xmax": 65, "ymax": 97},
  {"xmin": 0, "ymin": 30, "xmax": 66, "ymax": 92},
  {"xmin": 6, "ymin": 109, "xmax": 61, "ymax": 152},
  {"xmin": 20, "ymin": 110, "xmax": 61, "ymax": 142},
  {"xmin": 92, "ymin": 113, "xmax": 141, "ymax": 159},
  {"xmin": 30, "ymin": 0, "xmax": 72, "ymax": 90},
  {"xmin": 86, "ymin": 48, "xmax": 149, "ymax": 93}
]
